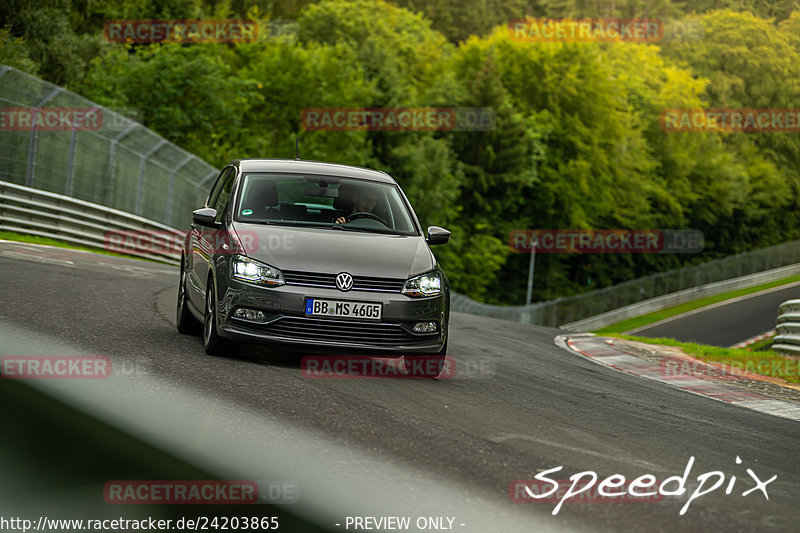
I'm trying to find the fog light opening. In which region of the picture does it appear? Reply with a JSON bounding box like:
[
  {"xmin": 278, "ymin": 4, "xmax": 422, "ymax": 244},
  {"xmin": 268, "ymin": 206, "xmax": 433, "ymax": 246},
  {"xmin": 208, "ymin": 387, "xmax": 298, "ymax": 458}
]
[
  {"xmin": 233, "ymin": 307, "xmax": 267, "ymax": 322},
  {"xmin": 413, "ymin": 321, "xmax": 438, "ymax": 333}
]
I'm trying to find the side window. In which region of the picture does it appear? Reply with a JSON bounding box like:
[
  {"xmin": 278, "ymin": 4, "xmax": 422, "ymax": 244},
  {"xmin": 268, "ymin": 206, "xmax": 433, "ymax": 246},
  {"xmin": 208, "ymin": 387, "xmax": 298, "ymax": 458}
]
[
  {"xmin": 213, "ymin": 168, "xmax": 237, "ymax": 223},
  {"xmin": 206, "ymin": 168, "xmax": 230, "ymax": 208}
]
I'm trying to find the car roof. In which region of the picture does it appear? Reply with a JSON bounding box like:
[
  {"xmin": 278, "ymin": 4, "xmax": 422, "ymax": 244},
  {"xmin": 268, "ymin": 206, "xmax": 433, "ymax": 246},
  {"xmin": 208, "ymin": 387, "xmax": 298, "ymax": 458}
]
[{"xmin": 232, "ymin": 159, "xmax": 397, "ymax": 184}]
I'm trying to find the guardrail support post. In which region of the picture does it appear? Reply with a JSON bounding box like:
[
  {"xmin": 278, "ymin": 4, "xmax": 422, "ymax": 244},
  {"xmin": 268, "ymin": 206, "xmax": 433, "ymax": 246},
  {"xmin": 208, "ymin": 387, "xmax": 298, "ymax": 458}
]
[
  {"xmin": 525, "ymin": 239, "xmax": 537, "ymax": 306},
  {"xmin": 136, "ymin": 139, "xmax": 167, "ymax": 216},
  {"xmin": 165, "ymin": 155, "xmax": 194, "ymax": 225},
  {"xmin": 65, "ymin": 129, "xmax": 78, "ymax": 196},
  {"xmin": 25, "ymin": 87, "xmax": 63, "ymax": 188},
  {"xmin": 107, "ymin": 123, "xmax": 138, "ymax": 207}
]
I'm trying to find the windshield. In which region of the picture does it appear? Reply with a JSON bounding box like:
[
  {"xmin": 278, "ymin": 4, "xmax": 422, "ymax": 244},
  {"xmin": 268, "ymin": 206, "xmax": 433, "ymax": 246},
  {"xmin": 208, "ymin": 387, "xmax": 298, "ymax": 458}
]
[{"xmin": 234, "ymin": 173, "xmax": 419, "ymax": 236}]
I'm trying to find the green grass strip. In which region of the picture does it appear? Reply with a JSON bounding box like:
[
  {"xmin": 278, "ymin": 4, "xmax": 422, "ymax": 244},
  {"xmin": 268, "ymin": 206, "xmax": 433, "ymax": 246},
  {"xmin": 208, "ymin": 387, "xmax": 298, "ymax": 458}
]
[
  {"xmin": 594, "ymin": 274, "xmax": 800, "ymax": 335},
  {"xmin": 0, "ymin": 230, "xmax": 160, "ymax": 263},
  {"xmin": 616, "ymin": 335, "xmax": 799, "ymax": 385},
  {"xmin": 745, "ymin": 336, "xmax": 776, "ymax": 352}
]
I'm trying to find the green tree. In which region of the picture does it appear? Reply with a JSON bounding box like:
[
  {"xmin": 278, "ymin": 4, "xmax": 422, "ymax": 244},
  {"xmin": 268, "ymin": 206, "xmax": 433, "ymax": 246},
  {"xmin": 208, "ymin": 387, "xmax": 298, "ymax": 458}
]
[
  {"xmin": 0, "ymin": 28, "xmax": 39, "ymax": 75},
  {"xmin": 660, "ymin": 10, "xmax": 800, "ymax": 248},
  {"xmin": 392, "ymin": 0, "xmax": 529, "ymax": 42},
  {"xmin": 0, "ymin": 0, "xmax": 103, "ymax": 86},
  {"xmin": 74, "ymin": 43, "xmax": 256, "ymax": 167},
  {"xmin": 237, "ymin": 37, "xmax": 375, "ymax": 164}
]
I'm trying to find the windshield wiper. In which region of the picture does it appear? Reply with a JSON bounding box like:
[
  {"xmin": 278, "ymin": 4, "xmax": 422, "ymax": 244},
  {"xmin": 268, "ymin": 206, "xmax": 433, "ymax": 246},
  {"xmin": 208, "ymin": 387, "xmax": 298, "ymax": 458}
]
[
  {"xmin": 246, "ymin": 219, "xmax": 404, "ymax": 235},
  {"xmin": 245, "ymin": 220, "xmax": 293, "ymax": 226},
  {"xmin": 329, "ymin": 225, "xmax": 371, "ymax": 232},
  {"xmin": 332, "ymin": 225, "xmax": 407, "ymax": 235}
]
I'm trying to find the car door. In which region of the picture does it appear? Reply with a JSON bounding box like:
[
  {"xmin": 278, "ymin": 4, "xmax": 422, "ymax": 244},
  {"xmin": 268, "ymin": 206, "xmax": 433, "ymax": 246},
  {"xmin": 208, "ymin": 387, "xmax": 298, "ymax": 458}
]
[{"xmin": 188, "ymin": 166, "xmax": 235, "ymax": 311}]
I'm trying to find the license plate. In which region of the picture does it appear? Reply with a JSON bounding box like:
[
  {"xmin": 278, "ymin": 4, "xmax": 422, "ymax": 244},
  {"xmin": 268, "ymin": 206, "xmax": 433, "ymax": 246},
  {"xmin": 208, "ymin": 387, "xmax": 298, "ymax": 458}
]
[{"xmin": 305, "ymin": 298, "xmax": 382, "ymax": 320}]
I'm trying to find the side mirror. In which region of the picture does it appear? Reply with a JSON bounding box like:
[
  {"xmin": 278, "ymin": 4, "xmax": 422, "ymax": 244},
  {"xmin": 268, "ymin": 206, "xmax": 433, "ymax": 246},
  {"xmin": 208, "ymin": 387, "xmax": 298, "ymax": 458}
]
[
  {"xmin": 426, "ymin": 226, "xmax": 451, "ymax": 246},
  {"xmin": 192, "ymin": 207, "xmax": 220, "ymax": 228}
]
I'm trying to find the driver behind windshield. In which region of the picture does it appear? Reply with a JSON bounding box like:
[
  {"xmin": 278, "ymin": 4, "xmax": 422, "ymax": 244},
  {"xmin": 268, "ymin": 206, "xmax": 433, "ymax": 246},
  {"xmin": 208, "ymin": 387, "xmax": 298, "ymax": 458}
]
[{"xmin": 334, "ymin": 190, "xmax": 379, "ymax": 225}]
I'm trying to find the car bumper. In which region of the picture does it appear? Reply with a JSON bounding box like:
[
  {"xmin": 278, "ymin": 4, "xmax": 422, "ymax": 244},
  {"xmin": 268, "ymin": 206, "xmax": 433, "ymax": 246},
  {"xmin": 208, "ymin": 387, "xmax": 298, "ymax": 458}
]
[{"xmin": 216, "ymin": 279, "xmax": 448, "ymax": 354}]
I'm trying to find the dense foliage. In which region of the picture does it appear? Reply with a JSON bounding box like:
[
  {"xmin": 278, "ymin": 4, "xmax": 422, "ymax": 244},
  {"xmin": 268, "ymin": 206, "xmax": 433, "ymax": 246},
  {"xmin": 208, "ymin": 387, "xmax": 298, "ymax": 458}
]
[{"xmin": 3, "ymin": 0, "xmax": 800, "ymax": 303}]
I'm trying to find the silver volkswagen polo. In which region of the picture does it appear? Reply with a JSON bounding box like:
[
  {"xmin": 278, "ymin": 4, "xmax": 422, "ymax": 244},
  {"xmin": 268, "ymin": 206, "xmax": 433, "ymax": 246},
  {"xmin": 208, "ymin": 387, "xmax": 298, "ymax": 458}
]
[{"xmin": 177, "ymin": 159, "xmax": 451, "ymax": 376}]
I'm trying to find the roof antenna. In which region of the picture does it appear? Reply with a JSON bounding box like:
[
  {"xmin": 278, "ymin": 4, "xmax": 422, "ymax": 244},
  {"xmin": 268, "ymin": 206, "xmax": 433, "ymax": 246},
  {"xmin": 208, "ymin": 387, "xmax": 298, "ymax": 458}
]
[{"xmin": 295, "ymin": 136, "xmax": 300, "ymax": 161}]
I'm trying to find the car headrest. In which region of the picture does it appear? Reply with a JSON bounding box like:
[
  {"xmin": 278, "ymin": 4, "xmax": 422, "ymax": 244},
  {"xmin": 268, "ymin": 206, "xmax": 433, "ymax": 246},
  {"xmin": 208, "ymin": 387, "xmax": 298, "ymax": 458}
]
[
  {"xmin": 333, "ymin": 183, "xmax": 356, "ymax": 211},
  {"xmin": 245, "ymin": 179, "xmax": 278, "ymax": 206}
]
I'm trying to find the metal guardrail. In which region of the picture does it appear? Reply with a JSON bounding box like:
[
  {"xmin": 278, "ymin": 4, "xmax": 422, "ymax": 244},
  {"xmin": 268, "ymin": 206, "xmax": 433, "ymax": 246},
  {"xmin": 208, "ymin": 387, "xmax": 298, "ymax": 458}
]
[
  {"xmin": 452, "ymin": 239, "xmax": 800, "ymax": 328},
  {"xmin": 773, "ymin": 299, "xmax": 800, "ymax": 357},
  {"xmin": 0, "ymin": 180, "xmax": 183, "ymax": 265},
  {"xmin": 564, "ymin": 264, "xmax": 800, "ymax": 332}
]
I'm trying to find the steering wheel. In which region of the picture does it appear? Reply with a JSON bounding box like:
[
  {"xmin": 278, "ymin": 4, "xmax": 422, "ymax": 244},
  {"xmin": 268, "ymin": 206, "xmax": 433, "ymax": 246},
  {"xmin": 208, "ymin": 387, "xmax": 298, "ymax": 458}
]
[{"xmin": 348, "ymin": 211, "xmax": 386, "ymax": 224}]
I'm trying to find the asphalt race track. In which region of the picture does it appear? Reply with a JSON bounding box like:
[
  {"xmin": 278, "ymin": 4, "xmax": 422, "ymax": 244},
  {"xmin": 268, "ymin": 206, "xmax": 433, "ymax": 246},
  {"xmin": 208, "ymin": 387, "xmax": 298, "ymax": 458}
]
[
  {"xmin": 1, "ymin": 240, "xmax": 799, "ymax": 532},
  {"xmin": 629, "ymin": 283, "xmax": 800, "ymax": 347}
]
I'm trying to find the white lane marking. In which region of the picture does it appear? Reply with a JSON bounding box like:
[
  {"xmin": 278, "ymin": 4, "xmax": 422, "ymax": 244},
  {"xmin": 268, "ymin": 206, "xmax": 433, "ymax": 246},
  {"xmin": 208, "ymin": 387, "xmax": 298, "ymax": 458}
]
[
  {"xmin": 1, "ymin": 250, "xmax": 74, "ymax": 266},
  {"xmin": 96, "ymin": 262, "xmax": 174, "ymax": 276},
  {"xmin": 0, "ymin": 239, "xmax": 98, "ymax": 255},
  {"xmin": 1, "ymin": 241, "xmax": 176, "ymax": 275},
  {"xmin": 489, "ymin": 433, "xmax": 664, "ymax": 472}
]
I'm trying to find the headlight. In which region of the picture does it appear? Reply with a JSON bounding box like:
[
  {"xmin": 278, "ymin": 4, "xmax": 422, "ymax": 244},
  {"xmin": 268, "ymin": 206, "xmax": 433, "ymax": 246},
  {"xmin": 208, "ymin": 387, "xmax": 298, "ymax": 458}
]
[
  {"xmin": 231, "ymin": 255, "xmax": 284, "ymax": 287},
  {"xmin": 402, "ymin": 271, "xmax": 442, "ymax": 297}
]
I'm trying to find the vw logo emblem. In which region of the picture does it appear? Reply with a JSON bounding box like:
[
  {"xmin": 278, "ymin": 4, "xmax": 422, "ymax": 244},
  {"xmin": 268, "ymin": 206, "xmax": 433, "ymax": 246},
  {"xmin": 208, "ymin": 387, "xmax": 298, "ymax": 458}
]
[{"xmin": 335, "ymin": 272, "xmax": 354, "ymax": 292}]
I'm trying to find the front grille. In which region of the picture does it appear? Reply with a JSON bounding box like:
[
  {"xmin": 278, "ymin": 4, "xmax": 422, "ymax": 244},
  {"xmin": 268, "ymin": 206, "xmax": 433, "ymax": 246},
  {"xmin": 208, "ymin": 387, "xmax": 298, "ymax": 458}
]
[
  {"xmin": 283, "ymin": 270, "xmax": 405, "ymax": 292},
  {"xmin": 282, "ymin": 271, "xmax": 335, "ymax": 287},
  {"xmin": 351, "ymin": 275, "xmax": 406, "ymax": 292},
  {"xmin": 256, "ymin": 316, "xmax": 437, "ymax": 346}
]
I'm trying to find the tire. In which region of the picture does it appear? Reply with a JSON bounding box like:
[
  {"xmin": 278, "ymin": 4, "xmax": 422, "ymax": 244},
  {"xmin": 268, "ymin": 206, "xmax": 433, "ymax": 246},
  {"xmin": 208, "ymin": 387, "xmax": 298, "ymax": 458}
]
[
  {"xmin": 203, "ymin": 277, "xmax": 237, "ymax": 357},
  {"xmin": 403, "ymin": 340, "xmax": 447, "ymax": 379},
  {"xmin": 176, "ymin": 257, "xmax": 202, "ymax": 335}
]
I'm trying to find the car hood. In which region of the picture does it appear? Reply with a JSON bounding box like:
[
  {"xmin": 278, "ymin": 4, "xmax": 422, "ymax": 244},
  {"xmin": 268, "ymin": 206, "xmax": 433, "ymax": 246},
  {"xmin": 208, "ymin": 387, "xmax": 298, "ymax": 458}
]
[{"xmin": 232, "ymin": 222, "xmax": 436, "ymax": 278}]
